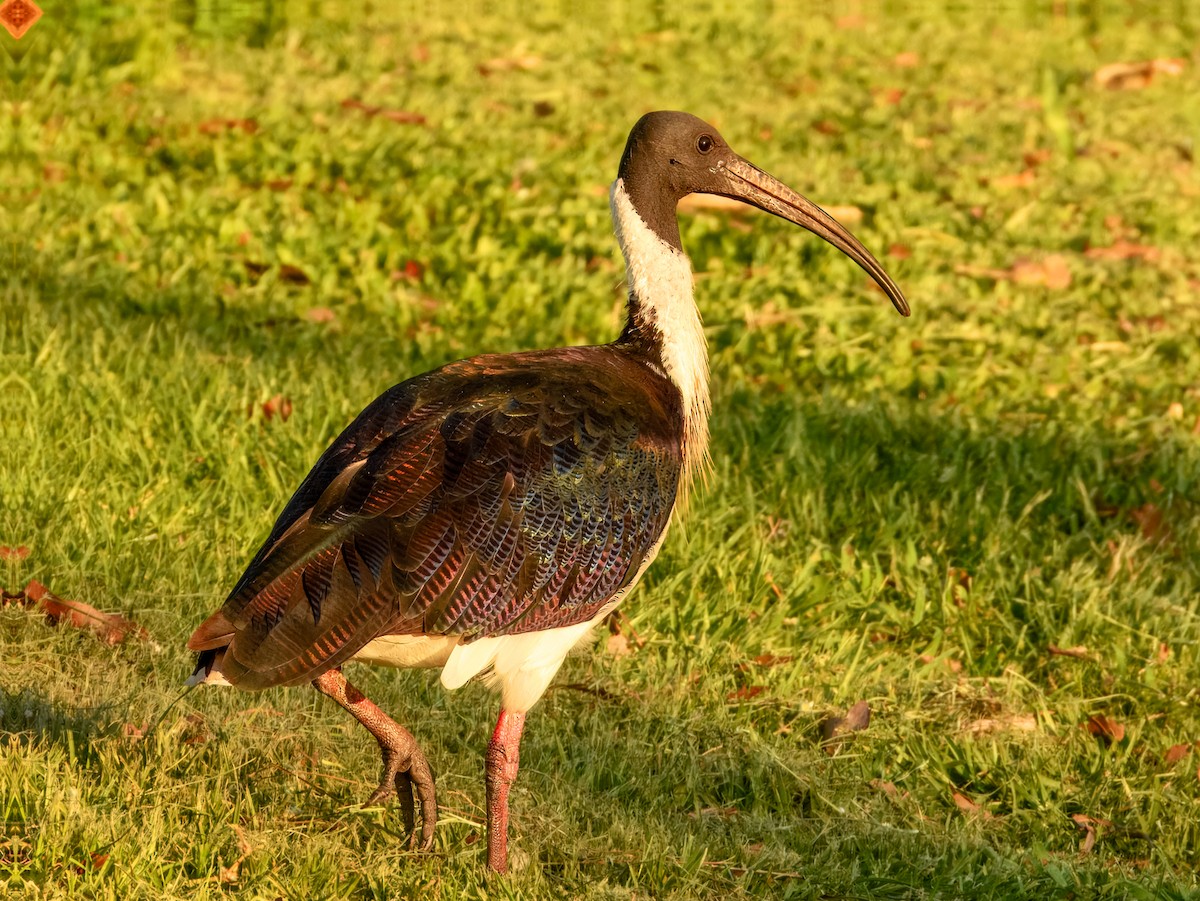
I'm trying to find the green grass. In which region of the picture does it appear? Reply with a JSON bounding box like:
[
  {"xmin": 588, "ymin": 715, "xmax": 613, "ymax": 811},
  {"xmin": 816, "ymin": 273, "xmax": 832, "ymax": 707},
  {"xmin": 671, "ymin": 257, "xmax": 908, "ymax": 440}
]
[{"xmin": 4, "ymin": 3, "xmax": 1200, "ymax": 898}]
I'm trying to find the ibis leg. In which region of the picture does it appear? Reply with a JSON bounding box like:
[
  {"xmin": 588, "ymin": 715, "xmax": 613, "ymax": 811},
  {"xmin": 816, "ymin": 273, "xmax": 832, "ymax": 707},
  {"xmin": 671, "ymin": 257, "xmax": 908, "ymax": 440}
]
[
  {"xmin": 312, "ymin": 668, "xmax": 437, "ymax": 850},
  {"xmin": 485, "ymin": 709, "xmax": 526, "ymax": 873}
]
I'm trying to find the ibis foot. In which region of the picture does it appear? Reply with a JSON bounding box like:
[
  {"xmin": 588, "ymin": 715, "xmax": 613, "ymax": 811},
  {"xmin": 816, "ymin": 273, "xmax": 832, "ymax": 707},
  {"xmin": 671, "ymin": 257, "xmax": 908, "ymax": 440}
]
[
  {"xmin": 312, "ymin": 668, "xmax": 437, "ymax": 851},
  {"xmin": 485, "ymin": 709, "xmax": 526, "ymax": 873}
]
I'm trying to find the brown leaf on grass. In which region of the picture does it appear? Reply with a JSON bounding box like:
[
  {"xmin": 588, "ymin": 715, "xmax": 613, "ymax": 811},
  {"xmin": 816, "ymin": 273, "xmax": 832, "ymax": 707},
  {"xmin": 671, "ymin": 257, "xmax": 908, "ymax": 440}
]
[
  {"xmin": 219, "ymin": 824, "xmax": 253, "ymax": 884},
  {"xmin": 304, "ymin": 307, "xmax": 336, "ymax": 324},
  {"xmin": 1022, "ymin": 149, "xmax": 1052, "ymax": 169},
  {"xmin": 1073, "ymin": 815, "xmax": 1098, "ymax": 853},
  {"xmin": 1048, "ymin": 644, "xmax": 1092, "ymax": 660},
  {"xmin": 23, "ymin": 580, "xmax": 148, "ymax": 645},
  {"xmin": 1085, "ymin": 714, "xmax": 1126, "ymax": 746},
  {"xmin": 339, "ymin": 99, "xmax": 427, "ymax": 125},
  {"xmin": 989, "ymin": 170, "xmax": 1037, "ymax": 189},
  {"xmin": 1093, "ymin": 58, "xmax": 1185, "ymax": 91},
  {"xmin": 0, "ymin": 545, "xmax": 30, "ymax": 561},
  {"xmin": 1085, "ymin": 241, "xmax": 1161, "ymax": 263},
  {"xmin": 893, "ymin": 51, "xmax": 920, "ymax": 68},
  {"xmin": 870, "ymin": 779, "xmax": 907, "ymax": 800},
  {"xmin": 605, "ymin": 632, "xmax": 631, "ymax": 657},
  {"xmin": 198, "ymin": 118, "xmax": 258, "ymax": 135},
  {"xmin": 122, "ymin": 722, "xmax": 147, "ymax": 741},
  {"xmin": 243, "ymin": 260, "xmax": 269, "ymax": 282},
  {"xmin": 1130, "ymin": 503, "xmax": 1170, "ymax": 544},
  {"xmin": 259, "ymin": 395, "xmax": 293, "ymax": 423},
  {"xmin": 391, "ymin": 259, "xmax": 425, "ymax": 281},
  {"xmin": 820, "ymin": 700, "xmax": 870, "ymax": 753},
  {"xmin": 278, "ymin": 264, "xmax": 310, "ymax": 286},
  {"xmin": 477, "ymin": 55, "xmax": 542, "ymax": 76},
  {"xmin": 887, "ymin": 243, "xmax": 912, "ymax": 259},
  {"xmin": 1011, "ymin": 256, "xmax": 1071, "ymax": 289},
  {"xmin": 532, "ymin": 100, "xmax": 555, "ymax": 118},
  {"xmin": 824, "ymin": 204, "xmax": 864, "ymax": 224},
  {"xmin": 1164, "ymin": 743, "xmax": 1193, "ymax": 765},
  {"xmin": 952, "ymin": 792, "xmax": 992, "ymax": 818},
  {"xmin": 954, "ymin": 255, "xmax": 1071, "ymax": 290}
]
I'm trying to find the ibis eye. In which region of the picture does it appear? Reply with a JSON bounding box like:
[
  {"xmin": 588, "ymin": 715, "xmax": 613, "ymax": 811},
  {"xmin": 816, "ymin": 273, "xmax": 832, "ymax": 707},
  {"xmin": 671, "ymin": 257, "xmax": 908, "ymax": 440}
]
[{"xmin": 696, "ymin": 134, "xmax": 714, "ymax": 154}]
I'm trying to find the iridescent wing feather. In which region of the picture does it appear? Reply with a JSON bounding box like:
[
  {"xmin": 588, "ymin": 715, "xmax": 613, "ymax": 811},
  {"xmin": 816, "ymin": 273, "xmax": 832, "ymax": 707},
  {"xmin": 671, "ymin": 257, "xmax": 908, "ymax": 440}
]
[{"xmin": 189, "ymin": 346, "xmax": 683, "ymax": 689}]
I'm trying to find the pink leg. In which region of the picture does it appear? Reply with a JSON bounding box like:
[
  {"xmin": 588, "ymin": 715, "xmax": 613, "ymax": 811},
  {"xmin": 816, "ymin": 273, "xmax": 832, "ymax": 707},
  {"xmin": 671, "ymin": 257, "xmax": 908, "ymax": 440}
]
[
  {"xmin": 485, "ymin": 709, "xmax": 526, "ymax": 873},
  {"xmin": 312, "ymin": 668, "xmax": 437, "ymax": 850}
]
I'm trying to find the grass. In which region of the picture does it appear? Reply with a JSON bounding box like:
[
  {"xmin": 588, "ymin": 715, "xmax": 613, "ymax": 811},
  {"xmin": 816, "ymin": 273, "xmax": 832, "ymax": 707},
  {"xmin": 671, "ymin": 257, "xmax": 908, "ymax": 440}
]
[{"xmin": 4, "ymin": 2, "xmax": 1200, "ymax": 898}]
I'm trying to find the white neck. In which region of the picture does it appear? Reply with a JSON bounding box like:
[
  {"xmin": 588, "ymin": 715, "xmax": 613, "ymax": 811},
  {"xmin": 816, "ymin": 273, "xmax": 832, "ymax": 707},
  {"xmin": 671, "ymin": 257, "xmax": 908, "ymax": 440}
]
[{"xmin": 610, "ymin": 179, "xmax": 710, "ymax": 477}]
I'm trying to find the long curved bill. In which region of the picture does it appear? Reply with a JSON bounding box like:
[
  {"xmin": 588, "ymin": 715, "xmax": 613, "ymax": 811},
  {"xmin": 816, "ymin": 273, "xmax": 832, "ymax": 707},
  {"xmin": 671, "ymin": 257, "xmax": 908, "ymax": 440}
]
[{"xmin": 719, "ymin": 157, "xmax": 910, "ymax": 317}]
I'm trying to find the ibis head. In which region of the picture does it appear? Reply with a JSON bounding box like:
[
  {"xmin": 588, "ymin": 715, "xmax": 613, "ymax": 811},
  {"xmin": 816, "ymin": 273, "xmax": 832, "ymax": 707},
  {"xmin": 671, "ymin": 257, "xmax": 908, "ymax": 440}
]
[{"xmin": 617, "ymin": 111, "xmax": 909, "ymax": 317}]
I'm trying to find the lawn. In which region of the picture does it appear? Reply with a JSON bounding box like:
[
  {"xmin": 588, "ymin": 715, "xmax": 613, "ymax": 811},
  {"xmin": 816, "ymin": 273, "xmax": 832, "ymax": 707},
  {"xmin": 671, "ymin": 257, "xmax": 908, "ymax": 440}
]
[{"xmin": 4, "ymin": 3, "xmax": 1200, "ymax": 898}]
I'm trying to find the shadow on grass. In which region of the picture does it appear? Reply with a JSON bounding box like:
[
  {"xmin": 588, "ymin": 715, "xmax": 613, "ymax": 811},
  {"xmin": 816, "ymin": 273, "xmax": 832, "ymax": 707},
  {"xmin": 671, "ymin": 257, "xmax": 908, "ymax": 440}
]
[{"xmin": 0, "ymin": 685, "xmax": 109, "ymax": 765}]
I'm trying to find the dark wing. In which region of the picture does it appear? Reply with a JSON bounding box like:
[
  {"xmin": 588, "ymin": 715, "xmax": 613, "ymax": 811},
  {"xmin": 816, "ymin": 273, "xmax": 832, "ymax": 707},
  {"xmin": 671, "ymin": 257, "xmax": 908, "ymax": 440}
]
[{"xmin": 189, "ymin": 346, "xmax": 683, "ymax": 689}]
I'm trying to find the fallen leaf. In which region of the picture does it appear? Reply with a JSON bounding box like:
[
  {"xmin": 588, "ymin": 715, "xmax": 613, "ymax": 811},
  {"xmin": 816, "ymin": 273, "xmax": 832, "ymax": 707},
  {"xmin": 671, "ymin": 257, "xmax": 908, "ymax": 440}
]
[
  {"xmin": 0, "ymin": 545, "xmax": 30, "ymax": 561},
  {"xmin": 1011, "ymin": 255, "xmax": 1072, "ymax": 290},
  {"xmin": 278, "ymin": 264, "xmax": 310, "ymax": 286},
  {"xmin": 243, "ymin": 260, "xmax": 270, "ymax": 282},
  {"xmin": 1022, "ymin": 149, "xmax": 1052, "ymax": 168},
  {"xmin": 477, "ymin": 55, "xmax": 542, "ymax": 76},
  {"xmin": 1094, "ymin": 58, "xmax": 1185, "ymax": 91},
  {"xmin": 1085, "ymin": 714, "xmax": 1126, "ymax": 746},
  {"xmin": 198, "ymin": 118, "xmax": 258, "ymax": 135},
  {"xmin": 605, "ymin": 632, "xmax": 631, "ymax": 657},
  {"xmin": 259, "ymin": 395, "xmax": 293, "ymax": 423},
  {"xmin": 219, "ymin": 824, "xmax": 252, "ymax": 884},
  {"xmin": 893, "ymin": 51, "xmax": 920, "ymax": 68},
  {"xmin": 339, "ymin": 99, "xmax": 427, "ymax": 125},
  {"xmin": 532, "ymin": 100, "xmax": 555, "ymax": 118},
  {"xmin": 887, "ymin": 243, "xmax": 912, "ymax": 259},
  {"xmin": 22, "ymin": 580, "xmax": 148, "ymax": 645},
  {"xmin": 1073, "ymin": 814, "xmax": 1099, "ymax": 853},
  {"xmin": 870, "ymin": 779, "xmax": 902, "ymax": 799},
  {"xmin": 736, "ymin": 653, "xmax": 795, "ymax": 671},
  {"xmin": 1130, "ymin": 503, "xmax": 1170, "ymax": 543},
  {"xmin": 1048, "ymin": 644, "xmax": 1091, "ymax": 660},
  {"xmin": 305, "ymin": 307, "xmax": 336, "ymax": 324},
  {"xmin": 1164, "ymin": 743, "xmax": 1192, "ymax": 765},
  {"xmin": 823, "ymin": 204, "xmax": 863, "ymax": 224},
  {"xmin": 265, "ymin": 178, "xmax": 293, "ymax": 192},
  {"xmin": 1085, "ymin": 241, "xmax": 1161, "ymax": 262},
  {"xmin": 990, "ymin": 170, "xmax": 1037, "ymax": 189},
  {"xmin": 820, "ymin": 700, "xmax": 870, "ymax": 753},
  {"xmin": 952, "ymin": 791, "xmax": 991, "ymax": 818}
]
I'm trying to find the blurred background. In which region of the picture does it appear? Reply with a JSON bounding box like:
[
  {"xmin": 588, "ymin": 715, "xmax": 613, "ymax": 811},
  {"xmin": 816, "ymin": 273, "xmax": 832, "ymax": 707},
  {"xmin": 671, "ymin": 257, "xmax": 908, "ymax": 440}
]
[{"xmin": 3, "ymin": 3, "xmax": 1200, "ymax": 898}]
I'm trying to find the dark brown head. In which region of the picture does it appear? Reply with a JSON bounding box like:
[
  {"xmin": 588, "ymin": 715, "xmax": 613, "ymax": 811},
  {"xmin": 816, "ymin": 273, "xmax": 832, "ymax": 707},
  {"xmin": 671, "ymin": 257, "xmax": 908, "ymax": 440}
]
[{"xmin": 617, "ymin": 111, "xmax": 909, "ymax": 316}]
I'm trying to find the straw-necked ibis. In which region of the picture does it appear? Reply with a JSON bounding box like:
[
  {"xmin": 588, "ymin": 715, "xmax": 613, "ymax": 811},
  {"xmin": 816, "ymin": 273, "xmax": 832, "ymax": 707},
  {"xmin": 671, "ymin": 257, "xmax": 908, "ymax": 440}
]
[{"xmin": 187, "ymin": 111, "xmax": 908, "ymax": 873}]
